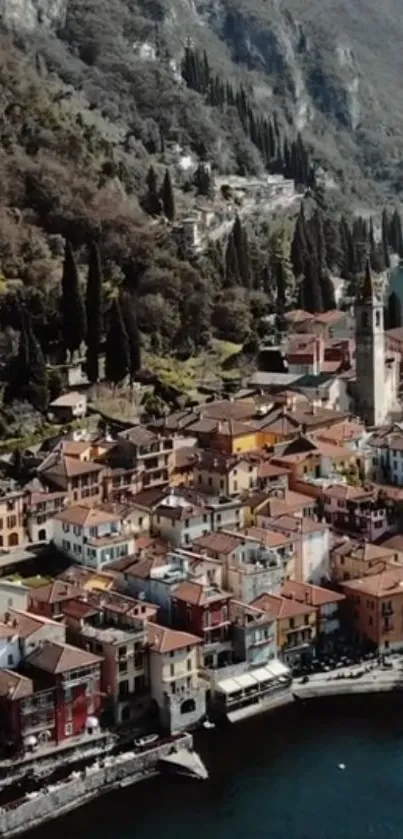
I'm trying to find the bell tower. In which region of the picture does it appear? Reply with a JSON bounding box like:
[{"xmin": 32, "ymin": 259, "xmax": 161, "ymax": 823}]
[{"xmin": 355, "ymin": 261, "xmax": 386, "ymax": 427}]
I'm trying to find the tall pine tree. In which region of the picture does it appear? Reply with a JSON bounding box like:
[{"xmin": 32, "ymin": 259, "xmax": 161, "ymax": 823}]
[
  {"xmin": 387, "ymin": 291, "xmax": 402, "ymax": 330},
  {"xmin": 105, "ymin": 298, "xmax": 130, "ymax": 385},
  {"xmin": 161, "ymin": 169, "xmax": 175, "ymax": 221},
  {"xmin": 121, "ymin": 291, "xmax": 141, "ymax": 381},
  {"xmin": 301, "ymin": 256, "xmax": 323, "ymax": 313},
  {"xmin": 61, "ymin": 240, "xmax": 86, "ymax": 357},
  {"xmin": 85, "ymin": 241, "xmax": 103, "ymax": 384}
]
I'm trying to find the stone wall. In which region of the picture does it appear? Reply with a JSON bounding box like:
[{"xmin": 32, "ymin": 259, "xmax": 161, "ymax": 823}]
[{"xmin": 0, "ymin": 735, "xmax": 192, "ymax": 838}]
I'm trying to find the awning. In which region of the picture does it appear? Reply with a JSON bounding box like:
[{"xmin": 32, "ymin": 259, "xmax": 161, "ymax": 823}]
[
  {"xmin": 234, "ymin": 673, "xmax": 258, "ymax": 689},
  {"xmin": 267, "ymin": 659, "xmax": 291, "ymax": 678},
  {"xmin": 216, "ymin": 677, "xmax": 242, "ymax": 695},
  {"xmin": 250, "ymin": 666, "xmax": 276, "ymax": 683}
]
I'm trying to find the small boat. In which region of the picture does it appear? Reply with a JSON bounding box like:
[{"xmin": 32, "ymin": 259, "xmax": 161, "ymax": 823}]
[
  {"xmin": 134, "ymin": 733, "xmax": 160, "ymax": 749},
  {"xmin": 202, "ymin": 720, "xmax": 216, "ymax": 730},
  {"xmin": 337, "ymin": 763, "xmax": 346, "ymax": 770}
]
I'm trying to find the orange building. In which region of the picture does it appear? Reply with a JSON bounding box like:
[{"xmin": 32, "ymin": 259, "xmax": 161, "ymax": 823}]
[{"xmin": 341, "ymin": 566, "xmax": 403, "ymax": 652}]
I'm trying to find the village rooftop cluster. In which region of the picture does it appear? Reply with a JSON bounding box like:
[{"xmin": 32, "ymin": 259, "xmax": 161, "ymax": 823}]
[{"xmin": 0, "ymin": 270, "xmax": 402, "ymax": 751}]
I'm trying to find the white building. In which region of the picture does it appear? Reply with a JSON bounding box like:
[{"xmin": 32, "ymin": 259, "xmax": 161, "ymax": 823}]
[
  {"xmin": 52, "ymin": 506, "xmax": 135, "ymax": 570},
  {"xmin": 262, "ymin": 515, "xmax": 331, "ymax": 585},
  {"xmin": 152, "ymin": 493, "xmax": 210, "ymax": 548}
]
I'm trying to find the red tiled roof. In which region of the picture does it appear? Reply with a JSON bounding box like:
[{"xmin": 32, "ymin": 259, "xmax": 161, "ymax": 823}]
[
  {"xmin": 26, "ymin": 641, "xmax": 102, "ymax": 674},
  {"xmin": 147, "ymin": 622, "xmax": 201, "ymax": 653},
  {"xmin": 252, "ymin": 592, "xmax": 314, "ymax": 619},
  {"xmin": 172, "ymin": 580, "xmax": 231, "ymax": 606},
  {"xmin": 281, "ymin": 580, "xmax": 345, "ymax": 607}
]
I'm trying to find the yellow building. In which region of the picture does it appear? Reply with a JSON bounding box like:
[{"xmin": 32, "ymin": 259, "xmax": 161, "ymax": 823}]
[
  {"xmin": 330, "ymin": 539, "xmax": 398, "ymax": 584},
  {"xmin": 252, "ymin": 592, "xmax": 317, "ymax": 665},
  {"xmin": 0, "ymin": 488, "xmax": 26, "ymax": 549},
  {"xmin": 147, "ymin": 623, "xmax": 205, "ymax": 733},
  {"xmin": 193, "ymin": 452, "xmax": 258, "ymax": 496}
]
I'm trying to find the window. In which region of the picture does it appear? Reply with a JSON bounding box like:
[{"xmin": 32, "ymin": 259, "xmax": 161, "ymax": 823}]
[
  {"xmin": 7, "ymin": 654, "xmax": 13, "ymax": 666},
  {"xmin": 187, "ymin": 658, "xmax": 192, "ymax": 671},
  {"xmin": 65, "ymin": 704, "xmax": 73, "ymax": 721},
  {"xmin": 170, "ymin": 663, "xmax": 175, "ymax": 677},
  {"xmin": 289, "ymin": 617, "xmax": 295, "ymax": 629},
  {"xmin": 7, "ymin": 515, "xmax": 16, "ymax": 529},
  {"xmin": 62, "ymin": 522, "xmax": 70, "ymax": 533},
  {"xmin": 0, "ymin": 519, "xmax": 3, "ymax": 530},
  {"xmin": 65, "ymin": 723, "xmax": 73, "ymax": 737},
  {"xmin": 119, "ymin": 660, "xmax": 128, "ymax": 674},
  {"xmin": 138, "ymin": 517, "xmax": 143, "ymax": 527}
]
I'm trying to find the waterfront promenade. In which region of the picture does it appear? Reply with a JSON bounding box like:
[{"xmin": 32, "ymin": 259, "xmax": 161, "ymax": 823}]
[{"xmin": 292, "ymin": 654, "xmax": 403, "ymax": 700}]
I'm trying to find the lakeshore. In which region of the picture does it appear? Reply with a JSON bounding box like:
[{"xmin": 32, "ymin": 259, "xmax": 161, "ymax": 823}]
[
  {"xmin": 23, "ymin": 692, "xmax": 403, "ymax": 839},
  {"xmin": 0, "ymin": 655, "xmax": 403, "ymax": 837}
]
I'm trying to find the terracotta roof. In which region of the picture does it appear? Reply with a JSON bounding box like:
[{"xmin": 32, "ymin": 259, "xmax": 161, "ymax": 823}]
[
  {"xmin": 39, "ymin": 454, "xmax": 103, "ymax": 479},
  {"xmin": 0, "ymin": 670, "xmax": 33, "ymax": 700},
  {"xmin": 29, "ymin": 490, "xmax": 67, "ymax": 507},
  {"xmin": 318, "ymin": 420, "xmax": 365, "ymax": 444},
  {"xmin": 124, "ymin": 554, "xmax": 167, "ymax": 580},
  {"xmin": 147, "ymin": 622, "xmax": 201, "ymax": 654},
  {"xmin": 53, "ymin": 506, "xmax": 119, "ymax": 527},
  {"xmin": 26, "ymin": 641, "xmax": 102, "ymax": 674},
  {"xmin": 229, "ymin": 599, "xmax": 270, "ymax": 625},
  {"xmin": 172, "ymin": 580, "xmax": 231, "ymax": 606},
  {"xmin": 192, "ymin": 531, "xmax": 245, "ymax": 556},
  {"xmin": 324, "ymin": 484, "xmax": 372, "ymax": 501},
  {"xmin": 242, "ymin": 526, "xmax": 295, "ymax": 548},
  {"xmin": 174, "ymin": 447, "xmax": 197, "ymax": 470},
  {"xmin": 267, "ymin": 514, "xmax": 328, "ymax": 535},
  {"xmin": 6, "ymin": 610, "xmax": 61, "ymax": 639},
  {"xmin": 29, "ymin": 581, "xmax": 76, "ymax": 605},
  {"xmin": 257, "ymin": 461, "xmax": 291, "ymax": 479},
  {"xmin": 314, "ymin": 310, "xmax": 345, "ymax": 324},
  {"xmin": 286, "ymin": 309, "xmax": 314, "ymax": 323},
  {"xmin": 281, "ymin": 580, "xmax": 345, "ymax": 607},
  {"xmin": 62, "ymin": 599, "xmax": 100, "ymax": 621},
  {"xmin": 311, "ymin": 437, "xmax": 353, "ymax": 458},
  {"xmin": 379, "ymin": 535, "xmax": 403, "ymax": 553},
  {"xmin": 117, "ymin": 425, "xmax": 158, "ymax": 446},
  {"xmin": 154, "ymin": 501, "xmax": 204, "ymax": 522},
  {"xmin": 342, "ymin": 566, "xmax": 403, "ymax": 598},
  {"xmin": 193, "ymin": 451, "xmax": 249, "ymax": 474},
  {"xmin": 257, "ymin": 490, "xmax": 315, "ymax": 518},
  {"xmin": 61, "ymin": 441, "xmax": 92, "ymax": 457},
  {"xmin": 130, "ymin": 487, "xmax": 171, "ymax": 511},
  {"xmin": 321, "ymin": 360, "xmax": 342, "ymax": 374},
  {"xmin": 252, "ymin": 592, "xmax": 314, "ymax": 619}
]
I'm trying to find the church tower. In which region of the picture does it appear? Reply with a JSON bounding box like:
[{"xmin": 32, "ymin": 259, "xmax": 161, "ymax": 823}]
[{"xmin": 355, "ymin": 261, "xmax": 386, "ymax": 427}]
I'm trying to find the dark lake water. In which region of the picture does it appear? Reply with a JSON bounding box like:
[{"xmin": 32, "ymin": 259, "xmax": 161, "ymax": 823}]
[{"xmin": 28, "ymin": 697, "xmax": 403, "ymax": 839}]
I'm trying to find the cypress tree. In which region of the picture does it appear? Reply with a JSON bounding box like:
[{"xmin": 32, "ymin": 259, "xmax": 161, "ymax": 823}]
[
  {"xmin": 161, "ymin": 169, "xmax": 175, "ymax": 221},
  {"xmin": 4, "ymin": 309, "xmax": 48, "ymax": 411},
  {"xmin": 320, "ymin": 274, "xmax": 336, "ymax": 310},
  {"xmin": 387, "ymin": 291, "xmax": 402, "ymax": 330},
  {"xmin": 61, "ymin": 240, "xmax": 86, "ymax": 356},
  {"xmin": 382, "ymin": 208, "xmax": 390, "ymax": 268},
  {"xmin": 121, "ymin": 291, "xmax": 141, "ymax": 380},
  {"xmin": 26, "ymin": 315, "xmax": 48, "ymax": 412},
  {"xmin": 105, "ymin": 298, "xmax": 130, "ymax": 385},
  {"xmin": 224, "ymin": 234, "xmax": 239, "ymax": 286},
  {"xmin": 291, "ymin": 211, "xmax": 308, "ymax": 277},
  {"xmin": 232, "ymin": 216, "xmax": 251, "ymax": 287},
  {"xmin": 390, "ymin": 210, "xmax": 403, "ymax": 257},
  {"xmin": 85, "ymin": 241, "xmax": 103, "ymax": 384},
  {"xmin": 302, "ymin": 256, "xmax": 323, "ymax": 313}
]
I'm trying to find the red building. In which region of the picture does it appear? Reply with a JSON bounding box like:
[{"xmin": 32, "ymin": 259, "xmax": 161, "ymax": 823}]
[
  {"xmin": 28, "ymin": 581, "xmax": 77, "ymax": 621},
  {"xmin": 0, "ymin": 670, "xmax": 55, "ymax": 753},
  {"xmin": 25, "ymin": 641, "xmax": 103, "ymax": 743},
  {"xmin": 171, "ymin": 580, "xmax": 233, "ymax": 669}
]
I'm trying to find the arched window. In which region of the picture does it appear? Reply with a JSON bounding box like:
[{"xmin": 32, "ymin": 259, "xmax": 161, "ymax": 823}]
[{"xmin": 181, "ymin": 698, "xmax": 196, "ymax": 715}]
